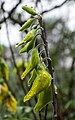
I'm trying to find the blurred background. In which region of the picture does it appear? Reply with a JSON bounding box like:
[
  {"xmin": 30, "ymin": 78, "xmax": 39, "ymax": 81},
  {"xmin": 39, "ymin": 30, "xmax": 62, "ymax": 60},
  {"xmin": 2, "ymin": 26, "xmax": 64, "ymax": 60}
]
[{"xmin": 0, "ymin": 0, "xmax": 75, "ymax": 120}]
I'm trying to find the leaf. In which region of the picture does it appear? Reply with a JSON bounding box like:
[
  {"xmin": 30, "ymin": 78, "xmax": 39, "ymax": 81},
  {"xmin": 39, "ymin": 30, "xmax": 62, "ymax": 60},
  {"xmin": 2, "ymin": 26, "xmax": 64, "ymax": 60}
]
[
  {"xmin": 21, "ymin": 48, "xmax": 40, "ymax": 79},
  {"xmin": 24, "ymin": 70, "xmax": 51, "ymax": 102},
  {"xmin": 16, "ymin": 29, "xmax": 36, "ymax": 48},
  {"xmin": 21, "ymin": 62, "xmax": 32, "ymax": 80},
  {"xmin": 28, "ymin": 69, "xmax": 37, "ymax": 86},
  {"xmin": 19, "ymin": 38, "xmax": 35, "ymax": 54},
  {"xmin": 34, "ymin": 84, "xmax": 57, "ymax": 112},
  {"xmin": 34, "ymin": 85, "xmax": 52, "ymax": 112},
  {"xmin": 23, "ymin": 29, "xmax": 36, "ymax": 42},
  {"xmin": 31, "ymin": 48, "xmax": 40, "ymax": 67}
]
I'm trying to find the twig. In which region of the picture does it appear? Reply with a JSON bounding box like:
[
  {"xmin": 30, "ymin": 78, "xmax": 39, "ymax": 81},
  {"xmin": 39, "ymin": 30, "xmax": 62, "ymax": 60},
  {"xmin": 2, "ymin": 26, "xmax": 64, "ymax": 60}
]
[
  {"xmin": 0, "ymin": 0, "xmax": 22, "ymax": 24},
  {"xmin": 41, "ymin": 0, "xmax": 69, "ymax": 15},
  {"xmin": 44, "ymin": 104, "xmax": 48, "ymax": 120}
]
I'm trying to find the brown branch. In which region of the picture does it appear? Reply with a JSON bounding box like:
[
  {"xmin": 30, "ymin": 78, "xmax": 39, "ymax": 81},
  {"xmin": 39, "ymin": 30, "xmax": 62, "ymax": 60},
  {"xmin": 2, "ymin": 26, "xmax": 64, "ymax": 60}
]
[
  {"xmin": 41, "ymin": 0, "xmax": 69, "ymax": 15},
  {"xmin": 38, "ymin": 17, "xmax": 57, "ymax": 120},
  {"xmin": 0, "ymin": 0, "xmax": 22, "ymax": 24}
]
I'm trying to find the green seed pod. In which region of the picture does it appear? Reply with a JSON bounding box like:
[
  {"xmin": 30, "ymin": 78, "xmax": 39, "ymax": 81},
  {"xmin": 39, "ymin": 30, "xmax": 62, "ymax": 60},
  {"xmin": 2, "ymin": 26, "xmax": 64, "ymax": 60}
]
[
  {"xmin": 19, "ymin": 37, "xmax": 35, "ymax": 54},
  {"xmin": 19, "ymin": 18, "xmax": 35, "ymax": 31},
  {"xmin": 34, "ymin": 85, "xmax": 52, "ymax": 112},
  {"xmin": 22, "ymin": 6, "xmax": 37, "ymax": 16},
  {"xmin": 24, "ymin": 70, "xmax": 51, "ymax": 102},
  {"xmin": 31, "ymin": 48, "xmax": 40, "ymax": 67},
  {"xmin": 28, "ymin": 69, "xmax": 37, "ymax": 86},
  {"xmin": 23, "ymin": 29, "xmax": 36, "ymax": 42},
  {"xmin": 21, "ymin": 48, "xmax": 40, "ymax": 80}
]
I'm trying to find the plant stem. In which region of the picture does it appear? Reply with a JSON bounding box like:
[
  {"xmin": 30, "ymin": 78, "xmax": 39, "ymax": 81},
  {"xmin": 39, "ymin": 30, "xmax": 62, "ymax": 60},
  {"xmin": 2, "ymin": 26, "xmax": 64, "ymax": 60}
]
[{"xmin": 38, "ymin": 16, "xmax": 57, "ymax": 120}]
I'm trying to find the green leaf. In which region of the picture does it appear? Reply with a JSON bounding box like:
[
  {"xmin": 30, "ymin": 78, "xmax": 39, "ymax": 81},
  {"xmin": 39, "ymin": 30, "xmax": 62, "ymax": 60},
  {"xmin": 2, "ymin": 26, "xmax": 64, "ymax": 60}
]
[
  {"xmin": 28, "ymin": 69, "xmax": 37, "ymax": 86},
  {"xmin": 21, "ymin": 48, "xmax": 40, "ymax": 79},
  {"xmin": 24, "ymin": 70, "xmax": 51, "ymax": 102},
  {"xmin": 19, "ymin": 38, "xmax": 35, "ymax": 54},
  {"xmin": 34, "ymin": 85, "xmax": 52, "ymax": 112}
]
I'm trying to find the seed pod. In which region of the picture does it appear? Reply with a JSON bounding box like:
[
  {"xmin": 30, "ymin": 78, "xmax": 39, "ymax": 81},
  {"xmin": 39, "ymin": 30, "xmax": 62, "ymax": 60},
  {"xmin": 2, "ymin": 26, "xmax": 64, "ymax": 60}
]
[
  {"xmin": 23, "ymin": 29, "xmax": 36, "ymax": 42},
  {"xmin": 19, "ymin": 37, "xmax": 35, "ymax": 54},
  {"xmin": 31, "ymin": 48, "xmax": 39, "ymax": 67},
  {"xmin": 19, "ymin": 18, "xmax": 35, "ymax": 31},
  {"xmin": 21, "ymin": 48, "xmax": 39, "ymax": 80},
  {"xmin": 24, "ymin": 70, "xmax": 51, "ymax": 102},
  {"xmin": 22, "ymin": 6, "xmax": 37, "ymax": 16},
  {"xmin": 28, "ymin": 69, "xmax": 37, "ymax": 86},
  {"xmin": 34, "ymin": 85, "xmax": 52, "ymax": 112}
]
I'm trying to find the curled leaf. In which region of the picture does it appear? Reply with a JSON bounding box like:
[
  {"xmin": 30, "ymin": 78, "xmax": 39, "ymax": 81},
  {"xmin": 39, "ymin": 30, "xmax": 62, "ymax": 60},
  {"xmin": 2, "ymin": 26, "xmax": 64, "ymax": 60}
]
[
  {"xmin": 24, "ymin": 70, "xmax": 51, "ymax": 102},
  {"xmin": 21, "ymin": 48, "xmax": 39, "ymax": 79},
  {"xmin": 34, "ymin": 85, "xmax": 52, "ymax": 112},
  {"xmin": 19, "ymin": 38, "xmax": 35, "ymax": 54},
  {"xmin": 28, "ymin": 69, "xmax": 37, "ymax": 86},
  {"xmin": 16, "ymin": 29, "xmax": 37, "ymax": 48}
]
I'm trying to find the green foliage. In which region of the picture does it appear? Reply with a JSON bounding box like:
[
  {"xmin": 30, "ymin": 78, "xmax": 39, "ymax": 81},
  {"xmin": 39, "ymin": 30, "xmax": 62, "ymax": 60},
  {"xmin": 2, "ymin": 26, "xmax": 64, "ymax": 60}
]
[{"xmin": 16, "ymin": 6, "xmax": 53, "ymax": 113}]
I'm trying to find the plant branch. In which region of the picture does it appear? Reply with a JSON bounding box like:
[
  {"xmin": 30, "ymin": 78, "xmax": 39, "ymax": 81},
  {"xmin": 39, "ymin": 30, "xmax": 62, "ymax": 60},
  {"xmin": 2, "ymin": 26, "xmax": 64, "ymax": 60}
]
[
  {"xmin": 38, "ymin": 17, "xmax": 57, "ymax": 120},
  {"xmin": 41, "ymin": 0, "xmax": 69, "ymax": 15},
  {"xmin": 0, "ymin": 0, "xmax": 22, "ymax": 24}
]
